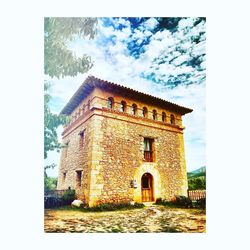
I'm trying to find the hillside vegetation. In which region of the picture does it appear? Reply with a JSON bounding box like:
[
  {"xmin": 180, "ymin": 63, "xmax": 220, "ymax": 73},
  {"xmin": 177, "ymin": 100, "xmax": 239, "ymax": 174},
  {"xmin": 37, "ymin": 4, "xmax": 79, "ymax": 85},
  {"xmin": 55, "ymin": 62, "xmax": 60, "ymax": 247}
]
[{"xmin": 187, "ymin": 166, "xmax": 206, "ymax": 190}]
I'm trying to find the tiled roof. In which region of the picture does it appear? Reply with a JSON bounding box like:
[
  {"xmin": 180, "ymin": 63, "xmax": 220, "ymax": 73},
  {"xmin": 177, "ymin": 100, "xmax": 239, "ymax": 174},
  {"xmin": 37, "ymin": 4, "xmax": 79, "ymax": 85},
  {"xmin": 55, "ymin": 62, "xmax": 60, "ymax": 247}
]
[{"xmin": 60, "ymin": 75, "xmax": 193, "ymax": 115}]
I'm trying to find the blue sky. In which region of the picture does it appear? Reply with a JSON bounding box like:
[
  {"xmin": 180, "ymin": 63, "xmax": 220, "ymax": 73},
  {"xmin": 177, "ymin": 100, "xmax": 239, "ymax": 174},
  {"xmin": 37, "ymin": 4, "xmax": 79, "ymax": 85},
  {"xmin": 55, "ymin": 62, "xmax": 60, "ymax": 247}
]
[{"xmin": 45, "ymin": 17, "xmax": 206, "ymax": 176}]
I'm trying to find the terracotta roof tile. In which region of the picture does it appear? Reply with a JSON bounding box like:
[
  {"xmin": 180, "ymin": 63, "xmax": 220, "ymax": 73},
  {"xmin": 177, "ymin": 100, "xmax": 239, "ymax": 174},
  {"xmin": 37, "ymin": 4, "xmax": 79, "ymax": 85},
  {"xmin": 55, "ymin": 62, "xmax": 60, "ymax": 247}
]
[{"xmin": 60, "ymin": 75, "xmax": 193, "ymax": 115}]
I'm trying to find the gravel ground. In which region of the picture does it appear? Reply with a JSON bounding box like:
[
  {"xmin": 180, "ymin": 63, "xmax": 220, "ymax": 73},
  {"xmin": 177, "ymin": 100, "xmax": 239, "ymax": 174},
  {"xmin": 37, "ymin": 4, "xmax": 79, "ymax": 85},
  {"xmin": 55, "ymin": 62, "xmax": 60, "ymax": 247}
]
[{"xmin": 44, "ymin": 205, "xmax": 206, "ymax": 233}]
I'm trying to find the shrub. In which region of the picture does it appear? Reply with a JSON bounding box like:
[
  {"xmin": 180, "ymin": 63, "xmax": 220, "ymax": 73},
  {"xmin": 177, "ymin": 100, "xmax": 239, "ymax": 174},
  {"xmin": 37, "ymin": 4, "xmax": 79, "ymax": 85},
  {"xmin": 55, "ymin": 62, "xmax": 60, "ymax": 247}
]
[
  {"xmin": 188, "ymin": 177, "xmax": 206, "ymax": 190},
  {"xmin": 62, "ymin": 189, "xmax": 76, "ymax": 205},
  {"xmin": 44, "ymin": 189, "xmax": 76, "ymax": 208},
  {"xmin": 133, "ymin": 202, "xmax": 145, "ymax": 208},
  {"xmin": 174, "ymin": 196, "xmax": 193, "ymax": 208},
  {"xmin": 154, "ymin": 198, "xmax": 174, "ymax": 206},
  {"xmin": 154, "ymin": 196, "xmax": 193, "ymax": 208},
  {"xmin": 155, "ymin": 198, "xmax": 163, "ymax": 204},
  {"xmin": 45, "ymin": 199, "xmax": 145, "ymax": 211},
  {"xmin": 84, "ymin": 202, "xmax": 144, "ymax": 212},
  {"xmin": 196, "ymin": 198, "xmax": 206, "ymax": 209}
]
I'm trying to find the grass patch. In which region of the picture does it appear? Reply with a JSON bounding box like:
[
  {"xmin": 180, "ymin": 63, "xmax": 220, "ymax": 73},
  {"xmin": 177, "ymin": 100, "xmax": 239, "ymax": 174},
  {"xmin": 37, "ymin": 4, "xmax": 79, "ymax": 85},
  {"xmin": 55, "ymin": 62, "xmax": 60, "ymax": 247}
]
[
  {"xmin": 136, "ymin": 229, "xmax": 147, "ymax": 233},
  {"xmin": 154, "ymin": 199, "xmax": 179, "ymax": 208},
  {"xmin": 154, "ymin": 196, "xmax": 193, "ymax": 208},
  {"xmin": 161, "ymin": 226, "xmax": 181, "ymax": 233},
  {"xmin": 192, "ymin": 209, "xmax": 206, "ymax": 215},
  {"xmin": 47, "ymin": 202, "xmax": 145, "ymax": 212},
  {"xmin": 111, "ymin": 228, "xmax": 122, "ymax": 233}
]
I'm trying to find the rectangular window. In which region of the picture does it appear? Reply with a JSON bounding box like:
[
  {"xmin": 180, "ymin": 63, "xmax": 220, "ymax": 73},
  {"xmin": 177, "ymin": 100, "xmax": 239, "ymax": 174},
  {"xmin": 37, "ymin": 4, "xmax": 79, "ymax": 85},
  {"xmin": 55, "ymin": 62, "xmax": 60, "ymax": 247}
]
[
  {"xmin": 65, "ymin": 141, "xmax": 69, "ymax": 157},
  {"xmin": 79, "ymin": 130, "xmax": 85, "ymax": 148},
  {"xmin": 144, "ymin": 138, "xmax": 154, "ymax": 162},
  {"xmin": 63, "ymin": 172, "xmax": 66, "ymax": 183},
  {"xmin": 76, "ymin": 170, "xmax": 82, "ymax": 187}
]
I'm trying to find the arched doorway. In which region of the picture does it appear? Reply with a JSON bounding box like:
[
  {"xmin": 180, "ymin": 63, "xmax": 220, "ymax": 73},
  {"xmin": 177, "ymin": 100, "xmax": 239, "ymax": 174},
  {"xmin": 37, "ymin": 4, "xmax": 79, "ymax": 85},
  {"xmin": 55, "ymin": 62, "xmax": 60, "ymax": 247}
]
[{"xmin": 141, "ymin": 173, "xmax": 154, "ymax": 202}]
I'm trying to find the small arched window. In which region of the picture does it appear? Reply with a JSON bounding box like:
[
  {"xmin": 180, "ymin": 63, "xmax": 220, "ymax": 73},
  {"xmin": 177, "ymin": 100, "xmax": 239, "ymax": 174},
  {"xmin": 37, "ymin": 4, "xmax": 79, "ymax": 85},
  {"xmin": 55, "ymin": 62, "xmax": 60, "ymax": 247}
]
[
  {"xmin": 82, "ymin": 104, "xmax": 86, "ymax": 113},
  {"xmin": 142, "ymin": 107, "xmax": 148, "ymax": 118},
  {"xmin": 132, "ymin": 104, "xmax": 137, "ymax": 115},
  {"xmin": 107, "ymin": 97, "xmax": 114, "ymax": 110},
  {"xmin": 170, "ymin": 114, "xmax": 175, "ymax": 125},
  {"xmin": 162, "ymin": 112, "xmax": 166, "ymax": 122},
  {"xmin": 120, "ymin": 101, "xmax": 127, "ymax": 112},
  {"xmin": 152, "ymin": 110, "xmax": 157, "ymax": 120}
]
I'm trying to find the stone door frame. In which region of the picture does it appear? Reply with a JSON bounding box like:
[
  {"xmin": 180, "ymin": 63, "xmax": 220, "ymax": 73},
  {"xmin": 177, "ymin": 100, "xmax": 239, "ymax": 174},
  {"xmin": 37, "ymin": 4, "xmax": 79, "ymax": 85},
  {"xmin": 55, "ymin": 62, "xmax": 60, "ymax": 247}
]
[{"xmin": 133, "ymin": 163, "xmax": 161, "ymax": 203}]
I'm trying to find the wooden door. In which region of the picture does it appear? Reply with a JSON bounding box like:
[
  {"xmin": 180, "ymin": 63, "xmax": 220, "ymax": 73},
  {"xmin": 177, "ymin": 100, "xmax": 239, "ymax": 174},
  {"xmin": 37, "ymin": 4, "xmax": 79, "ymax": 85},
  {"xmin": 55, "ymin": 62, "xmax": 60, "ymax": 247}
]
[{"xmin": 141, "ymin": 173, "xmax": 154, "ymax": 202}]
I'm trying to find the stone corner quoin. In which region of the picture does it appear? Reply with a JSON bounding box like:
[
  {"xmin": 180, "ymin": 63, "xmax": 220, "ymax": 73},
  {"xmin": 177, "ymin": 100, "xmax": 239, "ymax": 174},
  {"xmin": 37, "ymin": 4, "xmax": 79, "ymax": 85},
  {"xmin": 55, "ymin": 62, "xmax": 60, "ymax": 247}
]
[{"xmin": 57, "ymin": 76, "xmax": 193, "ymax": 207}]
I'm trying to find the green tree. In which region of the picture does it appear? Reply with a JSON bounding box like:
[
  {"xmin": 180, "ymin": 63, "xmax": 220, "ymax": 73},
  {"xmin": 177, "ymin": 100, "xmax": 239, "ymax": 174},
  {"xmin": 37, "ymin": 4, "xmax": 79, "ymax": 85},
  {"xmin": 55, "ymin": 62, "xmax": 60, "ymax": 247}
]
[
  {"xmin": 44, "ymin": 18, "xmax": 97, "ymax": 177},
  {"xmin": 44, "ymin": 82, "xmax": 68, "ymax": 190},
  {"xmin": 44, "ymin": 82, "xmax": 68, "ymax": 159},
  {"xmin": 44, "ymin": 174, "xmax": 58, "ymax": 192},
  {"xmin": 188, "ymin": 177, "xmax": 206, "ymax": 190},
  {"xmin": 44, "ymin": 17, "xmax": 98, "ymax": 78}
]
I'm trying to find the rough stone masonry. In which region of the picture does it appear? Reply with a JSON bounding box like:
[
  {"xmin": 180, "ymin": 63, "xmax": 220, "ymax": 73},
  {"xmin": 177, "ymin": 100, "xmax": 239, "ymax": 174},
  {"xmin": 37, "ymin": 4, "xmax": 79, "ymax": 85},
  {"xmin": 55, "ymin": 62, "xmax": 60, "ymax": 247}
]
[{"xmin": 57, "ymin": 76, "xmax": 192, "ymax": 207}]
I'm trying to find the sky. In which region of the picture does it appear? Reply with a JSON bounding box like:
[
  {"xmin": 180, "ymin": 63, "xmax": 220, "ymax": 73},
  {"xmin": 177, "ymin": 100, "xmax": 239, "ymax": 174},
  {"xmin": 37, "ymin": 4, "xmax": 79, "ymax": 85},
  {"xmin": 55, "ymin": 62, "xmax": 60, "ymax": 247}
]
[{"xmin": 45, "ymin": 17, "xmax": 206, "ymax": 176}]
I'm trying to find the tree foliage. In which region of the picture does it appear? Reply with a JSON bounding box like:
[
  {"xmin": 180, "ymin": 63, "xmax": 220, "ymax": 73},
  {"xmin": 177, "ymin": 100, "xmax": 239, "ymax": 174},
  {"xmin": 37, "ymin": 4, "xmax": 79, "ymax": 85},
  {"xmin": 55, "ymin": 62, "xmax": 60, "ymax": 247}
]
[
  {"xmin": 44, "ymin": 82, "xmax": 68, "ymax": 159},
  {"xmin": 44, "ymin": 17, "xmax": 97, "ymax": 164},
  {"xmin": 44, "ymin": 17, "xmax": 98, "ymax": 78},
  {"xmin": 188, "ymin": 177, "xmax": 206, "ymax": 190},
  {"xmin": 44, "ymin": 175, "xmax": 58, "ymax": 192}
]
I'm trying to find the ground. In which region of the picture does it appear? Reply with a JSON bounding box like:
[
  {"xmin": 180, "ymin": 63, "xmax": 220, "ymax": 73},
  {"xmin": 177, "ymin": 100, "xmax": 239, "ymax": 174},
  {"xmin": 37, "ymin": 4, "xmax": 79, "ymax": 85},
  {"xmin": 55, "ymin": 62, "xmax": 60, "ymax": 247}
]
[{"xmin": 44, "ymin": 205, "xmax": 206, "ymax": 233}]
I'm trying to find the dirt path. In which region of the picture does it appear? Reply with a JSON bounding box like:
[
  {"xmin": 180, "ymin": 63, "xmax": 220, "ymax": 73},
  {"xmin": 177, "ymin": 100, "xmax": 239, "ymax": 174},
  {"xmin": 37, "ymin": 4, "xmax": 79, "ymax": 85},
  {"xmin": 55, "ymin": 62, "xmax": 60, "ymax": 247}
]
[{"xmin": 44, "ymin": 205, "xmax": 206, "ymax": 233}]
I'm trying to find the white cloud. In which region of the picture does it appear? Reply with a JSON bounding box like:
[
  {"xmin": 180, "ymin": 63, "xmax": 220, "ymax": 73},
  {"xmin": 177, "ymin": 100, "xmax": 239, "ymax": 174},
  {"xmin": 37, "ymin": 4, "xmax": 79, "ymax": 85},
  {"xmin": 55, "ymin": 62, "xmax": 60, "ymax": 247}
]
[
  {"xmin": 200, "ymin": 60, "xmax": 206, "ymax": 69},
  {"xmin": 143, "ymin": 17, "xmax": 159, "ymax": 30},
  {"xmin": 192, "ymin": 40, "xmax": 206, "ymax": 57},
  {"xmin": 144, "ymin": 30, "xmax": 152, "ymax": 37},
  {"xmin": 174, "ymin": 65, "xmax": 194, "ymax": 76},
  {"xmin": 46, "ymin": 18, "xmax": 206, "ymax": 174},
  {"xmin": 114, "ymin": 17, "xmax": 130, "ymax": 27},
  {"xmin": 178, "ymin": 17, "xmax": 198, "ymax": 30},
  {"xmin": 98, "ymin": 18, "xmax": 132, "ymax": 43},
  {"xmin": 172, "ymin": 54, "xmax": 191, "ymax": 66},
  {"xmin": 109, "ymin": 41, "xmax": 127, "ymax": 55},
  {"xmin": 98, "ymin": 23, "xmax": 114, "ymax": 37},
  {"xmin": 133, "ymin": 29, "xmax": 145, "ymax": 40}
]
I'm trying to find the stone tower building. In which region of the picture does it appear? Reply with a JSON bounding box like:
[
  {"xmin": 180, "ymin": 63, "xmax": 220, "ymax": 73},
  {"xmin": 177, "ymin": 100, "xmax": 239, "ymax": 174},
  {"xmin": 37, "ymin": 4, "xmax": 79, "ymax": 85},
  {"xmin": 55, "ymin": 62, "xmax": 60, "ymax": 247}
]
[{"xmin": 57, "ymin": 76, "xmax": 192, "ymax": 207}]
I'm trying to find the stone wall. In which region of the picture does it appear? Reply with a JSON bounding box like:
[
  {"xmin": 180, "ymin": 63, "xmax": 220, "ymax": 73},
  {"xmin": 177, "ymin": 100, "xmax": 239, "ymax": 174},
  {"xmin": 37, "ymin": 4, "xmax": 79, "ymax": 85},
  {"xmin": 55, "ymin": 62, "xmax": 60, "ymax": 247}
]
[
  {"xmin": 57, "ymin": 116, "xmax": 91, "ymax": 202},
  {"xmin": 57, "ymin": 87, "xmax": 189, "ymax": 206},
  {"xmin": 92, "ymin": 113, "xmax": 188, "ymax": 205},
  {"xmin": 57, "ymin": 89, "xmax": 99, "ymax": 203}
]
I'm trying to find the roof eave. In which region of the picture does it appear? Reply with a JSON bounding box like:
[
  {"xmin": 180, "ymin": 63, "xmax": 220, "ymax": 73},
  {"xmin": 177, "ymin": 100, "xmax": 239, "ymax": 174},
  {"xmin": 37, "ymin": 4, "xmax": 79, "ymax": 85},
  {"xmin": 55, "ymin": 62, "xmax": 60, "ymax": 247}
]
[{"xmin": 60, "ymin": 76, "xmax": 193, "ymax": 116}]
